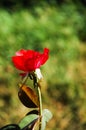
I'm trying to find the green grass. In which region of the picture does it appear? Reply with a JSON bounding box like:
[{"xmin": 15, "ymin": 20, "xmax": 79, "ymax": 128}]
[{"xmin": 0, "ymin": 4, "xmax": 86, "ymax": 130}]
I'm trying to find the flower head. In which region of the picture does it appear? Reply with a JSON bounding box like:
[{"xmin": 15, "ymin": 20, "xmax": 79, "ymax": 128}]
[{"xmin": 12, "ymin": 48, "xmax": 49, "ymax": 73}]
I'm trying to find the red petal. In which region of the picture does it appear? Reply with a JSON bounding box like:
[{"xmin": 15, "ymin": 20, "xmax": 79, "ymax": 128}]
[
  {"xmin": 16, "ymin": 49, "xmax": 27, "ymax": 56},
  {"xmin": 40, "ymin": 48, "xmax": 49, "ymax": 65},
  {"xmin": 26, "ymin": 58, "xmax": 36, "ymax": 71},
  {"xmin": 12, "ymin": 56, "xmax": 27, "ymax": 71},
  {"xmin": 12, "ymin": 48, "xmax": 49, "ymax": 72}
]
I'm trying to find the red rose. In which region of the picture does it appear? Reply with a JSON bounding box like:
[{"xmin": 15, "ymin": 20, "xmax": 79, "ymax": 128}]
[{"xmin": 12, "ymin": 48, "xmax": 49, "ymax": 72}]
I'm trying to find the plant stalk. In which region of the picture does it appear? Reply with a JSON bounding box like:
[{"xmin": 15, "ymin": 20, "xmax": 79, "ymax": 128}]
[{"xmin": 38, "ymin": 86, "xmax": 42, "ymax": 130}]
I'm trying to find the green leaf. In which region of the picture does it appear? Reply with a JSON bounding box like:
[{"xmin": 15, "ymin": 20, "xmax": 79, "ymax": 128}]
[
  {"xmin": 18, "ymin": 85, "xmax": 39, "ymax": 108},
  {"xmin": 41, "ymin": 109, "xmax": 53, "ymax": 130},
  {"xmin": 0, "ymin": 124, "xmax": 20, "ymax": 130},
  {"xmin": 19, "ymin": 114, "xmax": 39, "ymax": 130},
  {"xmin": 26, "ymin": 110, "xmax": 38, "ymax": 116},
  {"xmin": 42, "ymin": 109, "xmax": 53, "ymax": 122}
]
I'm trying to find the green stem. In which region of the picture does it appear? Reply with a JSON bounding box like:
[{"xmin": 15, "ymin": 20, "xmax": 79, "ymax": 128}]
[
  {"xmin": 38, "ymin": 86, "xmax": 42, "ymax": 130},
  {"xmin": 21, "ymin": 74, "xmax": 28, "ymax": 86}
]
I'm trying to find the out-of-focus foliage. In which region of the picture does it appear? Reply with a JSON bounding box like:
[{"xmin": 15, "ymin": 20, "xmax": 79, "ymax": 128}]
[{"xmin": 0, "ymin": 2, "xmax": 86, "ymax": 130}]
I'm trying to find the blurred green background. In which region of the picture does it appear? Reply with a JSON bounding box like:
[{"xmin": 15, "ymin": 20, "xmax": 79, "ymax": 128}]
[{"xmin": 0, "ymin": 0, "xmax": 86, "ymax": 130}]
